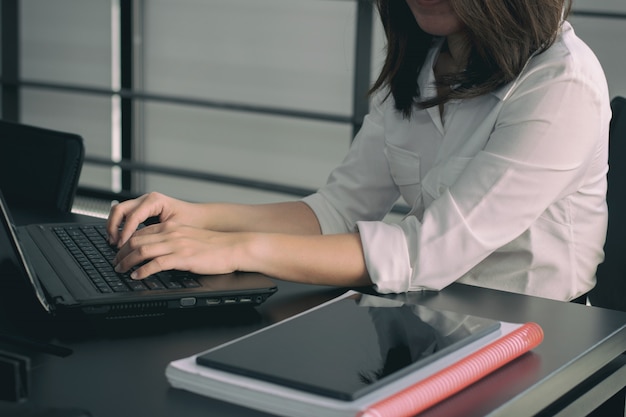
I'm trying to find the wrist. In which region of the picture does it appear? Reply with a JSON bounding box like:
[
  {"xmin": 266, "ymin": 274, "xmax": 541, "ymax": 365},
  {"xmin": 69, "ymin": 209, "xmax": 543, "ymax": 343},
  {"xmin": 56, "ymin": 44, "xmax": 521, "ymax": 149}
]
[
  {"xmin": 196, "ymin": 203, "xmax": 229, "ymax": 231},
  {"xmin": 235, "ymin": 232, "xmax": 270, "ymax": 273}
]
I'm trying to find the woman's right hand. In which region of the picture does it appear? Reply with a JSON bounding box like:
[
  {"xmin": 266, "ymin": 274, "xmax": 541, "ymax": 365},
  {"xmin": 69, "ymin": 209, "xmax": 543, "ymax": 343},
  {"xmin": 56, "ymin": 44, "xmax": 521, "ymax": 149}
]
[{"xmin": 106, "ymin": 192, "xmax": 193, "ymax": 248}]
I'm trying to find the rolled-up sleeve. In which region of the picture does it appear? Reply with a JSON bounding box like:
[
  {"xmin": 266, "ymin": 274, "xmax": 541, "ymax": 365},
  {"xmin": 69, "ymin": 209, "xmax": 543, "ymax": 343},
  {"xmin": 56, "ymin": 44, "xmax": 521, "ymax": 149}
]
[
  {"xmin": 302, "ymin": 92, "xmax": 400, "ymax": 234},
  {"xmin": 356, "ymin": 221, "xmax": 415, "ymax": 292}
]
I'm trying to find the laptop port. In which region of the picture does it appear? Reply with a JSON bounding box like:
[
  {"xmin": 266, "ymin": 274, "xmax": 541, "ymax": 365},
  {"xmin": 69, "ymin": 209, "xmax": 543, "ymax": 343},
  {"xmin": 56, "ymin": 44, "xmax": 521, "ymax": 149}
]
[
  {"xmin": 205, "ymin": 298, "xmax": 221, "ymax": 305},
  {"xmin": 179, "ymin": 297, "xmax": 197, "ymax": 307}
]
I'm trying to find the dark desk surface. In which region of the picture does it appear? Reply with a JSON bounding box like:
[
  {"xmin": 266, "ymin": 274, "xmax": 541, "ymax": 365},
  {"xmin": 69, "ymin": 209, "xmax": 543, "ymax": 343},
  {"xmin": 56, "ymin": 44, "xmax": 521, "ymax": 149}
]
[{"xmin": 2, "ymin": 210, "xmax": 626, "ymax": 417}]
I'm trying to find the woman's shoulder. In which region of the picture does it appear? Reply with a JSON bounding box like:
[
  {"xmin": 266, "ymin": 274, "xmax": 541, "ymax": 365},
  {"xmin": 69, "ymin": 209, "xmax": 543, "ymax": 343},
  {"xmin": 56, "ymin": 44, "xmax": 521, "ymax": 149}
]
[
  {"xmin": 367, "ymin": 87, "xmax": 396, "ymax": 122},
  {"xmin": 495, "ymin": 21, "xmax": 608, "ymax": 101},
  {"xmin": 529, "ymin": 21, "xmax": 604, "ymax": 81}
]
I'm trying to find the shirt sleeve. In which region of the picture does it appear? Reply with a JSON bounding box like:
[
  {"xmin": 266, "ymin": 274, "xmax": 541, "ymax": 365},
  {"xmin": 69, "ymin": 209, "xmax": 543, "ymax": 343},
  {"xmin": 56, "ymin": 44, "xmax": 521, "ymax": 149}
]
[
  {"xmin": 358, "ymin": 44, "xmax": 610, "ymax": 293},
  {"xmin": 302, "ymin": 91, "xmax": 401, "ymax": 234}
]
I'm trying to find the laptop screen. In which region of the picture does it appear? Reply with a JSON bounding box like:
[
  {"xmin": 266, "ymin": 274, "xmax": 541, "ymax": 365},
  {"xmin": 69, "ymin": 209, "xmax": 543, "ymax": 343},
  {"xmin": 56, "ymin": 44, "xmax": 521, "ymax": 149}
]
[{"xmin": 0, "ymin": 121, "xmax": 83, "ymax": 212}]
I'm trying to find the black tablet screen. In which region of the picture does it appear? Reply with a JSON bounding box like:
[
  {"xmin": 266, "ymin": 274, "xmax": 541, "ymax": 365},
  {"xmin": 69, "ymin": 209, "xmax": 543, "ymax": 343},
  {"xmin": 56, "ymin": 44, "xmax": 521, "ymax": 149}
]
[{"xmin": 196, "ymin": 293, "xmax": 500, "ymax": 401}]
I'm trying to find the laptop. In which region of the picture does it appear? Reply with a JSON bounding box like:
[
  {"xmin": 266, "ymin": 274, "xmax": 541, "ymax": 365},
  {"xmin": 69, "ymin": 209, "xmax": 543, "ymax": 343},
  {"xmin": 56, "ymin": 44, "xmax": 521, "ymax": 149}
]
[
  {"xmin": 0, "ymin": 190, "xmax": 277, "ymax": 318},
  {"xmin": 0, "ymin": 120, "xmax": 84, "ymax": 214}
]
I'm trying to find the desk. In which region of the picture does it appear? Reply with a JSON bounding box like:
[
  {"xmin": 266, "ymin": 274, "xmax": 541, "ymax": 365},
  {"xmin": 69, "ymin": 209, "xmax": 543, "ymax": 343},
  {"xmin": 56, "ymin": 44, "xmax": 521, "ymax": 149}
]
[{"xmin": 2, "ymin": 211, "xmax": 626, "ymax": 417}]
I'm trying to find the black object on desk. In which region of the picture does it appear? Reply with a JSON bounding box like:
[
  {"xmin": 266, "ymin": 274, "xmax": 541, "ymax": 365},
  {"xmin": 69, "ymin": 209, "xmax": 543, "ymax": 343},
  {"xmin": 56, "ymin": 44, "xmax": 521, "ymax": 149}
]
[
  {"xmin": 0, "ymin": 120, "xmax": 84, "ymax": 214},
  {"xmin": 0, "ymin": 334, "xmax": 72, "ymax": 358},
  {"xmin": 0, "ymin": 400, "xmax": 91, "ymax": 417},
  {"xmin": 0, "ymin": 350, "xmax": 29, "ymax": 402}
]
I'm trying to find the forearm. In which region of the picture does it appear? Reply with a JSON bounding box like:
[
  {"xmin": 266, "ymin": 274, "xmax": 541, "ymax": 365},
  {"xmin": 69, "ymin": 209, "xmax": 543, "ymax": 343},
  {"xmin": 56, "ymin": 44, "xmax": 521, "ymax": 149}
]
[
  {"xmin": 112, "ymin": 210, "xmax": 371, "ymax": 287},
  {"xmin": 198, "ymin": 201, "xmax": 322, "ymax": 235},
  {"xmin": 238, "ymin": 232, "xmax": 372, "ymax": 287}
]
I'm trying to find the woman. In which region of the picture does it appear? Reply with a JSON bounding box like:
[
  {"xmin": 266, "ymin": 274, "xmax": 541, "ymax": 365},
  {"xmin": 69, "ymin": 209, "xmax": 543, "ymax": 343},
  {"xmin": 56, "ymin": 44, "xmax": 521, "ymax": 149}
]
[{"xmin": 107, "ymin": 0, "xmax": 610, "ymax": 301}]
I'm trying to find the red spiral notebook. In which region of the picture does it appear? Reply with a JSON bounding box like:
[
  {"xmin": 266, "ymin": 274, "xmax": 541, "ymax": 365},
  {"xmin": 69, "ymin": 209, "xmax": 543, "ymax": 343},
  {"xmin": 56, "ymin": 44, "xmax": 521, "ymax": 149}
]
[{"xmin": 166, "ymin": 291, "xmax": 543, "ymax": 417}]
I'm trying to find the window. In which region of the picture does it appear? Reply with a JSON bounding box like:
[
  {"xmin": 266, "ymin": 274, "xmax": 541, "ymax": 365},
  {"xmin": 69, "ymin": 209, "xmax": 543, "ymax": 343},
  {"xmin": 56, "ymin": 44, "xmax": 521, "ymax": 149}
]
[
  {"xmin": 2, "ymin": 0, "xmax": 624, "ymax": 217},
  {"xmin": 3, "ymin": 0, "xmax": 376, "ymax": 216}
]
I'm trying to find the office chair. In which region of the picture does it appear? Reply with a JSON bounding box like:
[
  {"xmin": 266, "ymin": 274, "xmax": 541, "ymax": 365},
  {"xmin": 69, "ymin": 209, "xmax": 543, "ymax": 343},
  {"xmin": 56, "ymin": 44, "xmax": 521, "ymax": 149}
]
[
  {"xmin": 0, "ymin": 120, "xmax": 84, "ymax": 213},
  {"xmin": 585, "ymin": 96, "xmax": 626, "ymax": 417},
  {"xmin": 588, "ymin": 96, "xmax": 626, "ymax": 311}
]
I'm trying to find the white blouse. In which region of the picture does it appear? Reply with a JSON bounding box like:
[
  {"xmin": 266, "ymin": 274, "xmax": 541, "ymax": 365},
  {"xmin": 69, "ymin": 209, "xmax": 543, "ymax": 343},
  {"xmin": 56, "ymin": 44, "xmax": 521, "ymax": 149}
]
[{"xmin": 302, "ymin": 22, "xmax": 611, "ymax": 301}]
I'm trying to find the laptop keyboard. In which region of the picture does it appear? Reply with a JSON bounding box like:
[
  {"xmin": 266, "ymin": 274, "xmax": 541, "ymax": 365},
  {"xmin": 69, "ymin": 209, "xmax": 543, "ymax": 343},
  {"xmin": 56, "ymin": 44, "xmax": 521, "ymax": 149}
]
[{"xmin": 53, "ymin": 225, "xmax": 200, "ymax": 293}]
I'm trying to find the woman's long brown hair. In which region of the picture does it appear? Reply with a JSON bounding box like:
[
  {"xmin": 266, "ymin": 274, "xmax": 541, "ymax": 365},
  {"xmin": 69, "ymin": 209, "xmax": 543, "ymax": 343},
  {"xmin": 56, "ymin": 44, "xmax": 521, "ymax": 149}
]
[{"xmin": 370, "ymin": 0, "xmax": 572, "ymax": 117}]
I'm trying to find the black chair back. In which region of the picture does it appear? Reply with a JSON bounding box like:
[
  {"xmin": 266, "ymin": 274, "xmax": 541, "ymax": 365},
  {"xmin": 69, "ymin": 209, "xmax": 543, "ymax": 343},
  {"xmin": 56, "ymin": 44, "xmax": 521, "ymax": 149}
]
[{"xmin": 589, "ymin": 96, "xmax": 626, "ymax": 310}]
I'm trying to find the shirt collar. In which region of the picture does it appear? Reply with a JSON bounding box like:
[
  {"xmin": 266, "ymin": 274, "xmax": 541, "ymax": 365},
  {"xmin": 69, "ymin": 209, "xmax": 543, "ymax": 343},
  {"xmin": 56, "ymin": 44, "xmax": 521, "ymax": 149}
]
[{"xmin": 417, "ymin": 37, "xmax": 446, "ymax": 101}]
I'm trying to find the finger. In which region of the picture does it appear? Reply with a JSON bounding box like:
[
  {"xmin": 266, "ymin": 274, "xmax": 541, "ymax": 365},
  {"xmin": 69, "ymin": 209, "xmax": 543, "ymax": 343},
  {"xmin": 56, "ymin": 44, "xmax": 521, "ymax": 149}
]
[
  {"xmin": 123, "ymin": 222, "xmax": 181, "ymax": 249},
  {"xmin": 116, "ymin": 204, "xmax": 154, "ymax": 248},
  {"xmin": 107, "ymin": 196, "xmax": 151, "ymax": 244},
  {"xmin": 112, "ymin": 194, "xmax": 167, "ymax": 248},
  {"xmin": 113, "ymin": 229, "xmax": 165, "ymax": 267},
  {"xmin": 114, "ymin": 242, "xmax": 155, "ymax": 273},
  {"xmin": 128, "ymin": 255, "xmax": 180, "ymax": 280},
  {"xmin": 115, "ymin": 238, "xmax": 179, "ymax": 279},
  {"xmin": 106, "ymin": 200, "xmax": 134, "ymax": 244}
]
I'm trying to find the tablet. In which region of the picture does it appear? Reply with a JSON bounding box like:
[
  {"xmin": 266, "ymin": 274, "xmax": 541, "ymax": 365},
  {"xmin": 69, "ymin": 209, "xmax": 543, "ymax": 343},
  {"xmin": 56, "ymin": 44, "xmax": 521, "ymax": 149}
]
[{"xmin": 196, "ymin": 292, "xmax": 500, "ymax": 401}]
